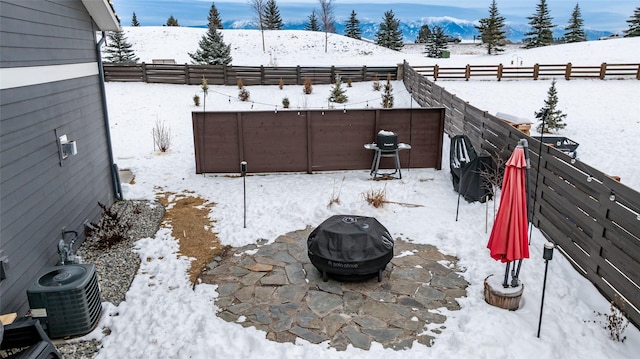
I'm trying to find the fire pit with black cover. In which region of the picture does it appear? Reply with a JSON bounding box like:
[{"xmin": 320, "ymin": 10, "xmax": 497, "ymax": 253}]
[{"xmin": 307, "ymin": 215, "xmax": 394, "ymax": 282}]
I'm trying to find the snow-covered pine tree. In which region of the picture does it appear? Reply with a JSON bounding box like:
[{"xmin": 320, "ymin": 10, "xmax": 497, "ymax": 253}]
[
  {"xmin": 344, "ymin": 10, "xmax": 361, "ymax": 40},
  {"xmin": 208, "ymin": 2, "xmax": 224, "ymax": 30},
  {"xmin": 104, "ymin": 30, "xmax": 139, "ymax": 63},
  {"xmin": 415, "ymin": 24, "xmax": 431, "ymax": 44},
  {"xmin": 329, "ymin": 75, "xmax": 348, "ymax": 103},
  {"xmin": 623, "ymin": 6, "xmax": 640, "ymax": 37},
  {"xmin": 534, "ymin": 79, "xmax": 567, "ymax": 133},
  {"xmin": 263, "ymin": 0, "xmax": 283, "ymax": 30},
  {"xmin": 564, "ymin": 3, "xmax": 586, "ymax": 43},
  {"xmin": 381, "ymin": 74, "xmax": 394, "ymax": 108},
  {"xmin": 131, "ymin": 12, "xmax": 140, "ymax": 26},
  {"xmin": 476, "ymin": 0, "xmax": 507, "ymax": 54},
  {"xmin": 425, "ymin": 26, "xmax": 448, "ymax": 58},
  {"xmin": 165, "ymin": 15, "xmax": 179, "ymax": 26},
  {"xmin": 523, "ymin": 0, "xmax": 555, "ymax": 48},
  {"xmin": 305, "ymin": 10, "xmax": 320, "ymax": 31},
  {"xmin": 375, "ymin": 10, "xmax": 403, "ymax": 51},
  {"xmin": 188, "ymin": 22, "xmax": 232, "ymax": 65}
]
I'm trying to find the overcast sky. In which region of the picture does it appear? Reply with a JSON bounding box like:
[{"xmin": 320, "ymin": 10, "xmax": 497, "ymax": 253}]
[{"xmin": 112, "ymin": 0, "xmax": 638, "ymax": 31}]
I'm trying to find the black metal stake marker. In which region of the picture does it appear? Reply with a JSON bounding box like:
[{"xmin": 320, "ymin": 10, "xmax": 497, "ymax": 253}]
[
  {"xmin": 241, "ymin": 161, "xmax": 247, "ymax": 228},
  {"xmin": 537, "ymin": 242, "xmax": 554, "ymax": 338}
]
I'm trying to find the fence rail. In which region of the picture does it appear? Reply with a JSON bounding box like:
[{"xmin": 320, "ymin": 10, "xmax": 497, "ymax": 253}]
[
  {"xmin": 103, "ymin": 63, "xmax": 399, "ymax": 85},
  {"xmin": 403, "ymin": 60, "xmax": 640, "ymax": 329},
  {"xmin": 411, "ymin": 62, "xmax": 640, "ymax": 81}
]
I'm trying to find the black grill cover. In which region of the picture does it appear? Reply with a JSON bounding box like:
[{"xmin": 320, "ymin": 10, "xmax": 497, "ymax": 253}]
[
  {"xmin": 307, "ymin": 215, "xmax": 394, "ymax": 280},
  {"xmin": 450, "ymin": 135, "xmax": 493, "ymax": 203}
]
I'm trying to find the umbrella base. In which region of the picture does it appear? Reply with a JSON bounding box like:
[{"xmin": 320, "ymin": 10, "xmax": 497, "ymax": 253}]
[{"xmin": 484, "ymin": 274, "xmax": 524, "ymax": 311}]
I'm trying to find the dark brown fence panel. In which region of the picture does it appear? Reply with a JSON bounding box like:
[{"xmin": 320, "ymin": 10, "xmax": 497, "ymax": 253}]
[
  {"xmin": 193, "ymin": 108, "xmax": 445, "ymax": 175},
  {"xmin": 310, "ymin": 110, "xmax": 375, "ymax": 171},
  {"xmin": 402, "ymin": 61, "xmax": 640, "ymax": 329},
  {"xmin": 144, "ymin": 64, "xmax": 187, "ymax": 84},
  {"xmin": 240, "ymin": 112, "xmax": 308, "ymax": 172},
  {"xmin": 188, "ymin": 65, "xmax": 226, "ymax": 85},
  {"xmin": 103, "ymin": 63, "xmax": 144, "ymax": 82},
  {"xmin": 192, "ymin": 112, "xmax": 240, "ymax": 173}
]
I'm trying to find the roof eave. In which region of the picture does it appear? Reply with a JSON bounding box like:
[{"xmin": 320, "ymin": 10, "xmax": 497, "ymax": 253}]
[{"xmin": 82, "ymin": 0, "xmax": 120, "ymax": 31}]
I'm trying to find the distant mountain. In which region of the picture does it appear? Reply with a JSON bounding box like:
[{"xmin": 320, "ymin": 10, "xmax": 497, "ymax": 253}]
[{"xmin": 211, "ymin": 18, "xmax": 612, "ymax": 43}]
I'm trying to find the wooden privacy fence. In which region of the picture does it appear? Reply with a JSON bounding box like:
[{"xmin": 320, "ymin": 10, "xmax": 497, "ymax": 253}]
[
  {"xmin": 192, "ymin": 108, "xmax": 444, "ymax": 174},
  {"xmin": 411, "ymin": 62, "xmax": 640, "ymax": 81},
  {"xmin": 103, "ymin": 63, "xmax": 399, "ymax": 85},
  {"xmin": 403, "ymin": 62, "xmax": 640, "ymax": 329}
]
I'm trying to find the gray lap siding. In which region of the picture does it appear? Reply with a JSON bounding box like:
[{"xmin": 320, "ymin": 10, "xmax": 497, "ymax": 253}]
[{"xmin": 0, "ymin": 0, "xmax": 116, "ymax": 314}]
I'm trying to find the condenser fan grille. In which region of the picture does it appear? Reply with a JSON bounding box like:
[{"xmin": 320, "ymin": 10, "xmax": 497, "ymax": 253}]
[{"xmin": 38, "ymin": 266, "xmax": 87, "ymax": 286}]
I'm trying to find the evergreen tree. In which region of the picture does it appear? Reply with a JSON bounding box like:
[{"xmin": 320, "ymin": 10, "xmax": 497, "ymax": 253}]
[
  {"xmin": 208, "ymin": 2, "xmax": 223, "ymax": 30},
  {"xmin": 131, "ymin": 12, "xmax": 140, "ymax": 26},
  {"xmin": 329, "ymin": 75, "xmax": 348, "ymax": 103},
  {"xmin": 188, "ymin": 18, "xmax": 232, "ymax": 65},
  {"xmin": 476, "ymin": 0, "xmax": 507, "ymax": 54},
  {"xmin": 623, "ymin": 6, "xmax": 640, "ymax": 37},
  {"xmin": 425, "ymin": 26, "xmax": 448, "ymax": 58},
  {"xmin": 263, "ymin": 0, "xmax": 283, "ymax": 30},
  {"xmin": 344, "ymin": 10, "xmax": 362, "ymax": 40},
  {"xmin": 381, "ymin": 74, "xmax": 394, "ymax": 108},
  {"xmin": 165, "ymin": 15, "xmax": 179, "ymax": 26},
  {"xmin": 305, "ymin": 10, "xmax": 320, "ymax": 31},
  {"xmin": 104, "ymin": 30, "xmax": 139, "ymax": 63},
  {"xmin": 564, "ymin": 3, "xmax": 586, "ymax": 43},
  {"xmin": 534, "ymin": 79, "xmax": 567, "ymax": 133},
  {"xmin": 375, "ymin": 10, "xmax": 403, "ymax": 51},
  {"xmin": 415, "ymin": 24, "xmax": 431, "ymax": 44},
  {"xmin": 523, "ymin": 0, "xmax": 555, "ymax": 48}
]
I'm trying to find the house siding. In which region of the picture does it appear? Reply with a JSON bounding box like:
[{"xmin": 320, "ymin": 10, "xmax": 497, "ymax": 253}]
[{"xmin": 0, "ymin": 0, "xmax": 116, "ymax": 314}]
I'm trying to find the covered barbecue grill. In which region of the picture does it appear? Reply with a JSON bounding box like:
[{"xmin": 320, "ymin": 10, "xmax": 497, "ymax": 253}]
[{"xmin": 307, "ymin": 215, "xmax": 394, "ymax": 282}]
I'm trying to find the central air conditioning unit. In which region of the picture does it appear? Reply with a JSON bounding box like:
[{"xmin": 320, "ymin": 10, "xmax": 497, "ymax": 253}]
[{"xmin": 27, "ymin": 264, "xmax": 102, "ymax": 338}]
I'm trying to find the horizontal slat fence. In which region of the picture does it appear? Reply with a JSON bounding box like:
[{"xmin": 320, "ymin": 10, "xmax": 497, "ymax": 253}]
[
  {"xmin": 410, "ymin": 62, "xmax": 640, "ymax": 81},
  {"xmin": 404, "ymin": 60, "xmax": 640, "ymax": 329},
  {"xmin": 103, "ymin": 63, "xmax": 398, "ymax": 85},
  {"xmin": 192, "ymin": 108, "xmax": 445, "ymax": 174}
]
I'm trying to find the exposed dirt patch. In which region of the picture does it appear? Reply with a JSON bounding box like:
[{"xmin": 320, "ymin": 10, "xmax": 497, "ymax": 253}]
[{"xmin": 156, "ymin": 190, "xmax": 227, "ymax": 284}]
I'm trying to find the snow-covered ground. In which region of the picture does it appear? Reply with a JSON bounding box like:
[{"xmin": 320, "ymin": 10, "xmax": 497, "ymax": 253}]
[{"xmin": 86, "ymin": 28, "xmax": 640, "ymax": 358}]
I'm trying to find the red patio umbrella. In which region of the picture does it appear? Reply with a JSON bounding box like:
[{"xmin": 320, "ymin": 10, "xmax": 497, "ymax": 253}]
[{"xmin": 487, "ymin": 139, "xmax": 530, "ymax": 287}]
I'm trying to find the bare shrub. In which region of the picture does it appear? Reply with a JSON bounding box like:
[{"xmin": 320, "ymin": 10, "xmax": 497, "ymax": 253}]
[
  {"xmin": 86, "ymin": 202, "xmax": 134, "ymax": 248},
  {"xmin": 327, "ymin": 176, "xmax": 345, "ymax": 208},
  {"xmin": 303, "ymin": 77, "xmax": 313, "ymax": 94},
  {"xmin": 372, "ymin": 74, "xmax": 381, "ymax": 91},
  {"xmin": 347, "ymin": 77, "xmax": 353, "ymax": 87},
  {"xmin": 282, "ymin": 97, "xmax": 290, "ymax": 108},
  {"xmin": 237, "ymin": 78, "xmax": 244, "ymax": 89},
  {"xmin": 279, "ymin": 78, "xmax": 284, "ymax": 89},
  {"xmin": 363, "ymin": 185, "xmax": 387, "ymax": 208},
  {"xmin": 238, "ymin": 88, "xmax": 250, "ymax": 101},
  {"xmin": 193, "ymin": 93, "xmax": 200, "ymax": 106},
  {"xmin": 153, "ymin": 119, "xmax": 172, "ymax": 152},
  {"xmin": 589, "ymin": 297, "xmax": 630, "ymax": 342}
]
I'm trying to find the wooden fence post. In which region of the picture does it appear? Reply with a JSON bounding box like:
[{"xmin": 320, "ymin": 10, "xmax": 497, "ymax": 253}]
[
  {"xmin": 362, "ymin": 65, "xmax": 367, "ymax": 81},
  {"xmin": 599, "ymin": 63, "xmax": 607, "ymax": 80},
  {"xmin": 533, "ymin": 63, "xmax": 539, "ymax": 80},
  {"xmin": 637, "ymin": 64, "xmax": 640, "ymax": 80},
  {"xmin": 223, "ymin": 64, "xmax": 228, "ymax": 85},
  {"xmin": 465, "ymin": 64, "xmax": 470, "ymax": 81},
  {"xmin": 297, "ymin": 65, "xmax": 301, "ymax": 85},
  {"xmin": 434, "ymin": 64, "xmax": 439, "ymax": 81},
  {"xmin": 260, "ymin": 65, "xmax": 265, "ymax": 85},
  {"xmin": 497, "ymin": 64, "xmax": 503, "ymax": 81},
  {"xmin": 184, "ymin": 64, "xmax": 189, "ymax": 84},
  {"xmin": 141, "ymin": 62, "xmax": 147, "ymax": 83},
  {"xmin": 565, "ymin": 62, "xmax": 572, "ymax": 80}
]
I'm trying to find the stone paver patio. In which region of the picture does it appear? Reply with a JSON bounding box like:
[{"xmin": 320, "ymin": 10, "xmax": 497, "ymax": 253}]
[{"xmin": 200, "ymin": 227, "xmax": 468, "ymax": 351}]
